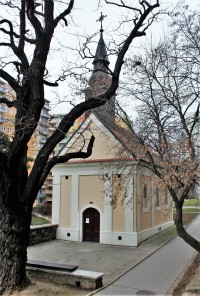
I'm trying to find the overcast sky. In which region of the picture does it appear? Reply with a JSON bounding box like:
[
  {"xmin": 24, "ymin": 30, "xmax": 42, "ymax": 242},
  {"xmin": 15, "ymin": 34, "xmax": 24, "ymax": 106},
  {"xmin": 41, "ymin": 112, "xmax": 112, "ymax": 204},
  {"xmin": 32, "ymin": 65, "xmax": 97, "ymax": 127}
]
[
  {"xmin": 45, "ymin": 0, "xmax": 199, "ymax": 114},
  {"xmin": 1, "ymin": 0, "xmax": 199, "ymax": 114}
]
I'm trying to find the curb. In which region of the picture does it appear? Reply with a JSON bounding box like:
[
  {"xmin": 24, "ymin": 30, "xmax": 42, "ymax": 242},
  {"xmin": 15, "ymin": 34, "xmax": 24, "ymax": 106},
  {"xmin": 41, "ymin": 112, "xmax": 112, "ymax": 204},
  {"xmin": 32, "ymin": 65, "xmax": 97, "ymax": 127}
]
[
  {"xmin": 166, "ymin": 252, "xmax": 198, "ymax": 296},
  {"xmin": 87, "ymin": 214, "xmax": 200, "ymax": 296},
  {"xmin": 87, "ymin": 226, "xmax": 178, "ymax": 296}
]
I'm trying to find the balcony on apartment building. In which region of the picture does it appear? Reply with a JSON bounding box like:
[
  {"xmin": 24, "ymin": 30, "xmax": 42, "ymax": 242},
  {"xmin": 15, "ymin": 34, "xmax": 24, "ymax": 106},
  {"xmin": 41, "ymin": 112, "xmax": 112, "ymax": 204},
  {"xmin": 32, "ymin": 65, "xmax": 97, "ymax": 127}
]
[
  {"xmin": 39, "ymin": 128, "xmax": 49, "ymax": 136},
  {"xmin": 44, "ymin": 99, "xmax": 51, "ymax": 111},
  {"xmin": 0, "ymin": 105, "xmax": 6, "ymax": 113},
  {"xmin": 40, "ymin": 137, "xmax": 46, "ymax": 144},
  {"xmin": 37, "ymin": 191, "xmax": 47, "ymax": 204},
  {"xmin": 45, "ymin": 179, "xmax": 53, "ymax": 185},
  {"xmin": 44, "ymin": 189, "xmax": 53, "ymax": 196},
  {"xmin": 41, "ymin": 110, "xmax": 51, "ymax": 119},
  {"xmin": 0, "ymin": 116, "xmax": 6, "ymax": 124}
]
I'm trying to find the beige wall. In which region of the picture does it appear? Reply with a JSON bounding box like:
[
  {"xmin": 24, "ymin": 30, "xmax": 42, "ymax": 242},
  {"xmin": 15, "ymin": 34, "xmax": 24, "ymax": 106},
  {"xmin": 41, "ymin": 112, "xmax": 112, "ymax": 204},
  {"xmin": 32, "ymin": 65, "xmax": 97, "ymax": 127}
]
[
  {"xmin": 112, "ymin": 175, "xmax": 125, "ymax": 232},
  {"xmin": 140, "ymin": 175, "xmax": 152, "ymax": 231},
  {"xmin": 59, "ymin": 176, "xmax": 72, "ymax": 228},
  {"xmin": 133, "ymin": 175, "xmax": 137, "ymax": 232},
  {"xmin": 68, "ymin": 122, "xmax": 127, "ymax": 161},
  {"xmin": 154, "ymin": 180, "xmax": 173, "ymax": 226},
  {"xmin": 78, "ymin": 175, "xmax": 104, "ymax": 212}
]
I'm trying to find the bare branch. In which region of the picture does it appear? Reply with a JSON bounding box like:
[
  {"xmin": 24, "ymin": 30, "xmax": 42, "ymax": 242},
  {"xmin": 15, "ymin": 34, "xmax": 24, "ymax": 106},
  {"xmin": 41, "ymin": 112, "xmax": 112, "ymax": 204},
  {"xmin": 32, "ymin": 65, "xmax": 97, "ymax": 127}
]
[
  {"xmin": 0, "ymin": 27, "xmax": 35, "ymax": 44},
  {"xmin": 29, "ymin": 135, "xmax": 95, "ymax": 204},
  {"xmin": 54, "ymin": 0, "xmax": 74, "ymax": 28},
  {"xmin": 26, "ymin": 0, "xmax": 43, "ymax": 36},
  {"xmin": 43, "ymin": 79, "xmax": 58, "ymax": 87},
  {"xmin": 0, "ymin": 97, "xmax": 16, "ymax": 108},
  {"xmin": 45, "ymin": 135, "xmax": 94, "ymax": 176},
  {"xmin": 0, "ymin": 69, "xmax": 21, "ymax": 92},
  {"xmin": 105, "ymin": 0, "xmax": 142, "ymax": 14}
]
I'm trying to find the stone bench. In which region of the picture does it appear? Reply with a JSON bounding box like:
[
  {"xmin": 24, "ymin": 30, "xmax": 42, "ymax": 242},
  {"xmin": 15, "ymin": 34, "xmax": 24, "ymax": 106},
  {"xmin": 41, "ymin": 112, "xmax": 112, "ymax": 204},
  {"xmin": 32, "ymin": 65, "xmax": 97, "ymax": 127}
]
[
  {"xmin": 26, "ymin": 260, "xmax": 104, "ymax": 289},
  {"xmin": 27, "ymin": 260, "xmax": 78, "ymax": 272}
]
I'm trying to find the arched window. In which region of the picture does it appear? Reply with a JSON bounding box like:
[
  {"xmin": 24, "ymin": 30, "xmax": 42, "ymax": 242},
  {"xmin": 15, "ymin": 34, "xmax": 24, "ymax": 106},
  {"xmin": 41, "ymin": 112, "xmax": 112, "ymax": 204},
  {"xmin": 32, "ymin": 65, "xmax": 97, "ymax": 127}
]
[
  {"xmin": 143, "ymin": 184, "xmax": 148, "ymax": 209},
  {"xmin": 156, "ymin": 187, "xmax": 160, "ymax": 208},
  {"xmin": 165, "ymin": 188, "xmax": 168, "ymax": 207}
]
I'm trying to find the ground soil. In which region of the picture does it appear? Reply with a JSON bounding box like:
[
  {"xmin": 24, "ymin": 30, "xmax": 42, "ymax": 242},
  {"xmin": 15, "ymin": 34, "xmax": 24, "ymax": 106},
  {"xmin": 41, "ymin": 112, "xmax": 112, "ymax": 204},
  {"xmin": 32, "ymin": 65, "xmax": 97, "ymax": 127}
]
[
  {"xmin": 3, "ymin": 280, "xmax": 92, "ymax": 296},
  {"xmin": 172, "ymin": 253, "xmax": 200, "ymax": 296}
]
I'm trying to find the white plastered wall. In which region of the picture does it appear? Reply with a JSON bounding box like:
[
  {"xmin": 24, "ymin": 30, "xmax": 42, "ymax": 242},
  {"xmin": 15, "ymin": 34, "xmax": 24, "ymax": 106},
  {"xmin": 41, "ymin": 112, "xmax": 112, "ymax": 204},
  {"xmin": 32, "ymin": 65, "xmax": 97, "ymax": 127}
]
[{"xmin": 52, "ymin": 162, "xmax": 174, "ymax": 247}]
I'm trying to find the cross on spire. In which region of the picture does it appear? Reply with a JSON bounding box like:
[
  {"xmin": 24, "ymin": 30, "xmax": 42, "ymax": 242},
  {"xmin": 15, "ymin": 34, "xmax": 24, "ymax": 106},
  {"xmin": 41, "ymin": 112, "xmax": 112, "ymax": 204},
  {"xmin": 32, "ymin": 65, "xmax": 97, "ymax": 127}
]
[{"xmin": 96, "ymin": 12, "xmax": 107, "ymax": 31}]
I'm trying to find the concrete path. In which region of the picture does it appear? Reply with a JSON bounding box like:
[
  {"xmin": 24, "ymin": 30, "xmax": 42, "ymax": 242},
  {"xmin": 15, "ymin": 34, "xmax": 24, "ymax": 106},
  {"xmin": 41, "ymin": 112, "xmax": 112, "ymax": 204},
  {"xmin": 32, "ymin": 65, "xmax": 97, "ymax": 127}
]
[
  {"xmin": 95, "ymin": 216, "xmax": 200, "ymax": 295},
  {"xmin": 28, "ymin": 226, "xmax": 177, "ymax": 286}
]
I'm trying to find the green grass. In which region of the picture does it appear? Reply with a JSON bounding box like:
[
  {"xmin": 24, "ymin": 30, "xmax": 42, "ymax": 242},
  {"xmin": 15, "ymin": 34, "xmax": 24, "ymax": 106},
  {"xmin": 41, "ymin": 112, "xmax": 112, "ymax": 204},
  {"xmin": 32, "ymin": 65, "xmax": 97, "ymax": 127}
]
[
  {"xmin": 173, "ymin": 210, "xmax": 199, "ymax": 226},
  {"xmin": 31, "ymin": 216, "xmax": 49, "ymax": 226},
  {"xmin": 182, "ymin": 212, "xmax": 199, "ymax": 226},
  {"xmin": 182, "ymin": 208, "xmax": 200, "ymax": 213},
  {"xmin": 184, "ymin": 199, "xmax": 200, "ymax": 207}
]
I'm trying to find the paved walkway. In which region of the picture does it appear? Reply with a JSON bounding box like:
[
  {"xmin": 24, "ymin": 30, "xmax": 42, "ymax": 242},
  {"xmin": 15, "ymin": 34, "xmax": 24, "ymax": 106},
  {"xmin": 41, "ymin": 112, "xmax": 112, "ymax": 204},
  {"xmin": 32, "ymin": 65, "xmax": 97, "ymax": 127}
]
[
  {"xmin": 28, "ymin": 226, "xmax": 176, "ymax": 286},
  {"xmin": 94, "ymin": 215, "xmax": 200, "ymax": 295}
]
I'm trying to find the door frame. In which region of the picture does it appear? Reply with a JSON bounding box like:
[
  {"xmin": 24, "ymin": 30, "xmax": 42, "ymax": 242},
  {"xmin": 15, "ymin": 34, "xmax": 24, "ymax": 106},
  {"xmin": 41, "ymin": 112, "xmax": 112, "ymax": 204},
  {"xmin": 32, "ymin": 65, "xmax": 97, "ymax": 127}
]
[{"xmin": 80, "ymin": 205, "xmax": 102, "ymax": 243}]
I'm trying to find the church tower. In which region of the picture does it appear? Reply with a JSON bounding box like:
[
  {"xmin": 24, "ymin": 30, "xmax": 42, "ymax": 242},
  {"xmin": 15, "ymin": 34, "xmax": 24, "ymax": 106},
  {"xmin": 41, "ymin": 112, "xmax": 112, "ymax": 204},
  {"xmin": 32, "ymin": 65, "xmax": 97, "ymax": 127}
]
[{"xmin": 85, "ymin": 13, "xmax": 115, "ymax": 127}]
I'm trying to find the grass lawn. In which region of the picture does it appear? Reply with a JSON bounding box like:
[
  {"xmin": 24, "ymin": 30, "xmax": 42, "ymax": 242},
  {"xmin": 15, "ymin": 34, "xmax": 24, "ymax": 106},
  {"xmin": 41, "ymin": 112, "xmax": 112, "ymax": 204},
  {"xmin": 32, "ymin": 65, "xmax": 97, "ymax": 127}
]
[
  {"xmin": 184, "ymin": 199, "xmax": 200, "ymax": 207},
  {"xmin": 173, "ymin": 210, "xmax": 199, "ymax": 226},
  {"xmin": 31, "ymin": 216, "xmax": 49, "ymax": 226},
  {"xmin": 182, "ymin": 208, "xmax": 200, "ymax": 213},
  {"xmin": 182, "ymin": 212, "xmax": 199, "ymax": 226}
]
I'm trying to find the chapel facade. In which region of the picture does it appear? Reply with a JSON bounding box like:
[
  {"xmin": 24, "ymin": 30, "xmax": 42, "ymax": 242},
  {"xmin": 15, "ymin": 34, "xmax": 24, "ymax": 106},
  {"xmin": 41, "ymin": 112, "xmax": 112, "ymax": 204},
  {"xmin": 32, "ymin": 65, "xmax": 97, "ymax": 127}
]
[{"xmin": 52, "ymin": 25, "xmax": 173, "ymax": 247}]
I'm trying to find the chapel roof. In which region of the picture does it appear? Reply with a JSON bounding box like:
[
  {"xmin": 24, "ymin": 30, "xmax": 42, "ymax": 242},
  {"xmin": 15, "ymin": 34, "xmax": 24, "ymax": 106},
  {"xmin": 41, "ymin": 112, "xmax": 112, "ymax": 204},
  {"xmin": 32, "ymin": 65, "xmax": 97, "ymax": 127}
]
[{"xmin": 59, "ymin": 112, "xmax": 150, "ymax": 165}]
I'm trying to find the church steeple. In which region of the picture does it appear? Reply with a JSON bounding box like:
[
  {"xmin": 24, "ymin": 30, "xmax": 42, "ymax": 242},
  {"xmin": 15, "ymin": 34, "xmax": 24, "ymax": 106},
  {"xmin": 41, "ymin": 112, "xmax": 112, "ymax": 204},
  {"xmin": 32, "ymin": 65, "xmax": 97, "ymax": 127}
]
[
  {"xmin": 93, "ymin": 13, "xmax": 109, "ymax": 70},
  {"xmin": 93, "ymin": 29, "xmax": 110, "ymax": 67},
  {"xmin": 85, "ymin": 12, "xmax": 115, "ymax": 127}
]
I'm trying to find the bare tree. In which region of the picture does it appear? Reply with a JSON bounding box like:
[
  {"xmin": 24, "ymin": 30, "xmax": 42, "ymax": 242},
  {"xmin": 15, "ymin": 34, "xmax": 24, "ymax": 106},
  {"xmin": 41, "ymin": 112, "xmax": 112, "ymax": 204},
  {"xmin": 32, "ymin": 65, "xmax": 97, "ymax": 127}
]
[
  {"xmin": 0, "ymin": 0, "xmax": 160, "ymax": 293},
  {"xmin": 119, "ymin": 6, "xmax": 200, "ymax": 251}
]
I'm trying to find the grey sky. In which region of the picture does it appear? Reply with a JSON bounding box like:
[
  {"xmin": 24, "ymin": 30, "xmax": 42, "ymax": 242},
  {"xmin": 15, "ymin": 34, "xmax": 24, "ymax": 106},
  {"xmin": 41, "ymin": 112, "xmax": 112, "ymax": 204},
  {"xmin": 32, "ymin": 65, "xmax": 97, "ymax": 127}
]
[
  {"xmin": 0, "ymin": 0, "xmax": 199, "ymax": 114},
  {"xmin": 48, "ymin": 0, "xmax": 199, "ymax": 114}
]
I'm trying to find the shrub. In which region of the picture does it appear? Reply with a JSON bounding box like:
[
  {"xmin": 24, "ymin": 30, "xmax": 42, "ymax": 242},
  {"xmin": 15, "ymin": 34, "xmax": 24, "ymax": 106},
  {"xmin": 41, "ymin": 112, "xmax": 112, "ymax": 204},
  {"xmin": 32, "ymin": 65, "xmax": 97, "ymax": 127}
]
[{"xmin": 34, "ymin": 203, "xmax": 52, "ymax": 217}]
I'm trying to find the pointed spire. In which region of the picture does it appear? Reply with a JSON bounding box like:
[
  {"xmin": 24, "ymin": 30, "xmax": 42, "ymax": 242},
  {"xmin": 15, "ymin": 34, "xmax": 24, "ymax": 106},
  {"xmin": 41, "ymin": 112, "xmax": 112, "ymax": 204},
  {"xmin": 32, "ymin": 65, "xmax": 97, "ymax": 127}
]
[{"xmin": 93, "ymin": 12, "xmax": 110, "ymax": 68}]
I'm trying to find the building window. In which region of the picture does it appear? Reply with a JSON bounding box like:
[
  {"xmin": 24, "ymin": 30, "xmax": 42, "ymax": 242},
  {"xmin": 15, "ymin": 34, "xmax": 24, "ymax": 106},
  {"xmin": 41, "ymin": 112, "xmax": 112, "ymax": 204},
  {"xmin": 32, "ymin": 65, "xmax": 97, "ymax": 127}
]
[
  {"xmin": 7, "ymin": 127, "xmax": 11, "ymax": 132},
  {"xmin": 9, "ymin": 108, "xmax": 13, "ymax": 114},
  {"xmin": 165, "ymin": 188, "xmax": 168, "ymax": 208},
  {"xmin": 143, "ymin": 184, "xmax": 149, "ymax": 211},
  {"xmin": 156, "ymin": 187, "xmax": 160, "ymax": 209}
]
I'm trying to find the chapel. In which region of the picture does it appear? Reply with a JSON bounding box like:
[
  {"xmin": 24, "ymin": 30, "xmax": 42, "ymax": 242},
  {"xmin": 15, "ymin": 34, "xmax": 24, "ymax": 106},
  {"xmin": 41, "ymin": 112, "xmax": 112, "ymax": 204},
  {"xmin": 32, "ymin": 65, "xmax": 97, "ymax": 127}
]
[{"xmin": 52, "ymin": 22, "xmax": 173, "ymax": 246}]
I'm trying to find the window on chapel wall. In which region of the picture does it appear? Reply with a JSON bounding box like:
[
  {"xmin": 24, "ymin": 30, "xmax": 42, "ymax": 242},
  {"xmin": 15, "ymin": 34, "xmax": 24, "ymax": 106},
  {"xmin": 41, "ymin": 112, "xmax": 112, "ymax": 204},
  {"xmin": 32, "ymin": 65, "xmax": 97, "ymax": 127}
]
[
  {"xmin": 165, "ymin": 188, "xmax": 168, "ymax": 207},
  {"xmin": 143, "ymin": 184, "xmax": 148, "ymax": 209},
  {"xmin": 156, "ymin": 187, "xmax": 160, "ymax": 209}
]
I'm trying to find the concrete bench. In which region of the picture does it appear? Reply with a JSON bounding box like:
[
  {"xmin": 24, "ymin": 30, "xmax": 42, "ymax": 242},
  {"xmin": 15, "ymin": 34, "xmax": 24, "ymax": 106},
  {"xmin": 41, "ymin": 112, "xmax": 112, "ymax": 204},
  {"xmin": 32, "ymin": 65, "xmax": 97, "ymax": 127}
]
[
  {"xmin": 27, "ymin": 259, "xmax": 78, "ymax": 272},
  {"xmin": 26, "ymin": 261, "xmax": 104, "ymax": 289},
  {"xmin": 71, "ymin": 269, "xmax": 104, "ymax": 289}
]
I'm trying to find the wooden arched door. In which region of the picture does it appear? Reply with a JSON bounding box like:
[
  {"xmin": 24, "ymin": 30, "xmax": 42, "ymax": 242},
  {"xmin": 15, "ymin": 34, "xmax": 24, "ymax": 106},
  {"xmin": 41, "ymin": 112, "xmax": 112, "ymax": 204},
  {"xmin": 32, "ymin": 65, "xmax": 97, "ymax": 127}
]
[{"xmin": 83, "ymin": 208, "xmax": 100, "ymax": 242}]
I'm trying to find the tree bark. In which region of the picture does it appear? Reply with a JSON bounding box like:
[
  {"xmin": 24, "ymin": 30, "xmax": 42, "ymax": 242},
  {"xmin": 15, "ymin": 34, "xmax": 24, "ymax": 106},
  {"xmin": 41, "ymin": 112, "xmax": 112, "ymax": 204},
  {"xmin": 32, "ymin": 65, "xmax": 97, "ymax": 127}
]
[
  {"xmin": 175, "ymin": 205, "xmax": 200, "ymax": 252},
  {"xmin": 0, "ymin": 202, "xmax": 31, "ymax": 294}
]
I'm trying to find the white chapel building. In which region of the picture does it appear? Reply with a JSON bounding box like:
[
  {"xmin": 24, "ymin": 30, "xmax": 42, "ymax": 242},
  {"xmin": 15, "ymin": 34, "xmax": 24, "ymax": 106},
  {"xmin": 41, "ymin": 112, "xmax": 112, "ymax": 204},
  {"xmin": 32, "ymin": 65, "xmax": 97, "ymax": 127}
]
[{"xmin": 52, "ymin": 27, "xmax": 173, "ymax": 247}]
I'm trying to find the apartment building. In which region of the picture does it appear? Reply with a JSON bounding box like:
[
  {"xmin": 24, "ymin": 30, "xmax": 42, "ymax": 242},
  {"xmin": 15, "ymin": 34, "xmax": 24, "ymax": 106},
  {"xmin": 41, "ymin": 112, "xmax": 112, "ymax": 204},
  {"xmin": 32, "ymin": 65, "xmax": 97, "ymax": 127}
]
[
  {"xmin": 37, "ymin": 113, "xmax": 86, "ymax": 205},
  {"xmin": 0, "ymin": 80, "xmax": 87, "ymax": 205},
  {"xmin": 0, "ymin": 81, "xmax": 53, "ymax": 206},
  {"xmin": 28, "ymin": 101, "xmax": 51, "ymax": 173},
  {"xmin": 0, "ymin": 81, "xmax": 16, "ymax": 139},
  {"xmin": 50, "ymin": 113, "xmax": 85, "ymax": 155}
]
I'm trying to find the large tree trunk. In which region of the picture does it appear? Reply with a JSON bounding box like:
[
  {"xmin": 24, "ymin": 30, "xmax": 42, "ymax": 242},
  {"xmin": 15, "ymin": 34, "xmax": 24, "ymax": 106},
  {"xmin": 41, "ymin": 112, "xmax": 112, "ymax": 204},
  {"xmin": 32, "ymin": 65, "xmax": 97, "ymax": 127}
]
[
  {"xmin": 0, "ymin": 202, "xmax": 31, "ymax": 294},
  {"xmin": 175, "ymin": 205, "xmax": 200, "ymax": 252}
]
